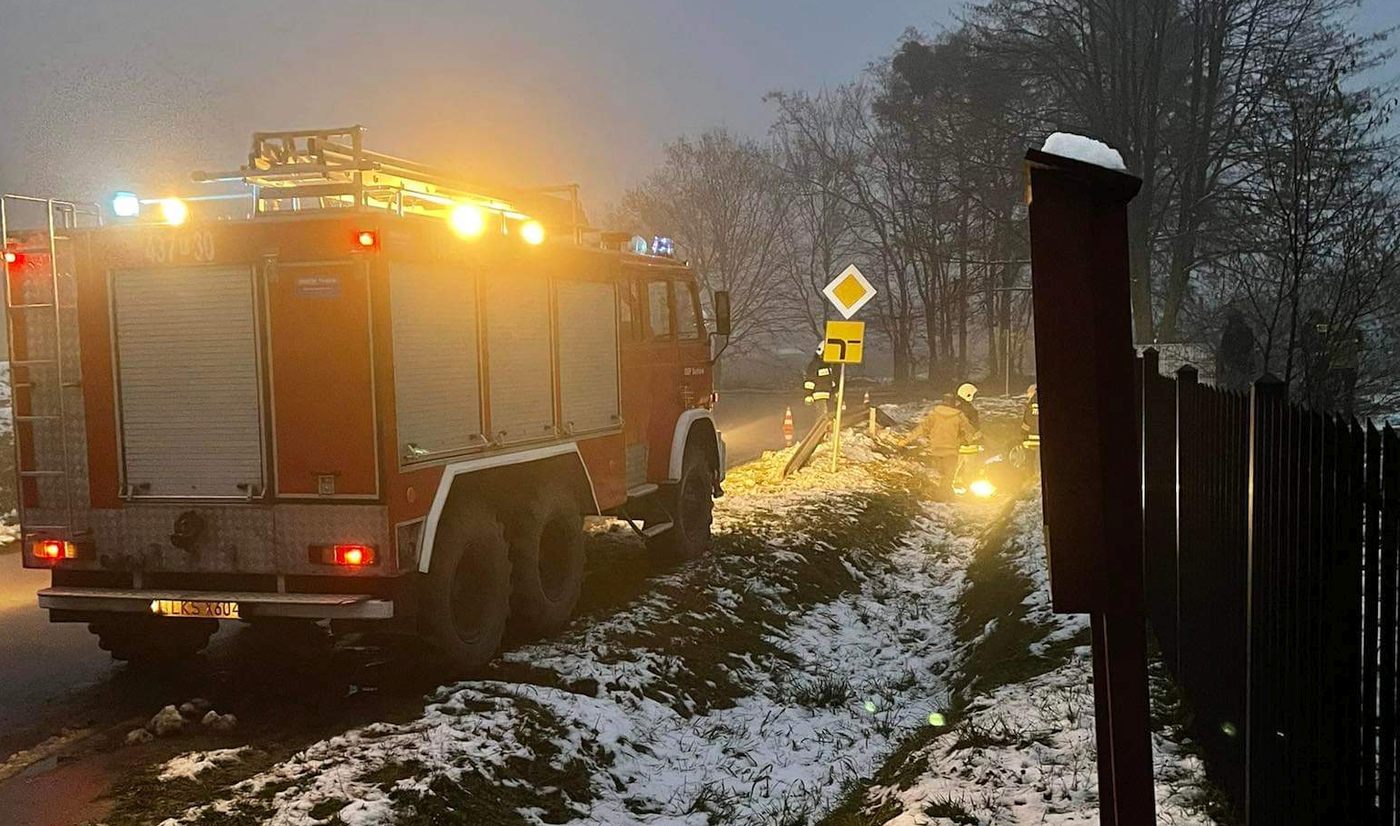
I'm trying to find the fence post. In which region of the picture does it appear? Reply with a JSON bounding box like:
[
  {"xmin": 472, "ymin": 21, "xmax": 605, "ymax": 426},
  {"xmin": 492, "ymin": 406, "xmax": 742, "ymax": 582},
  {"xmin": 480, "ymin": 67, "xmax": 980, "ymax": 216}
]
[
  {"xmin": 1022, "ymin": 147, "xmax": 1153, "ymax": 826},
  {"xmin": 1245, "ymin": 372, "xmax": 1285, "ymax": 825}
]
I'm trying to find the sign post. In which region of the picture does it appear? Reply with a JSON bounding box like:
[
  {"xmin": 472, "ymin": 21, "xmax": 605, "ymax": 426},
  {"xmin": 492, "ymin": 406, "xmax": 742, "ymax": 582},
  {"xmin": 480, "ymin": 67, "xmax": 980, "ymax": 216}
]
[
  {"xmin": 821, "ymin": 265, "xmax": 875, "ymax": 471},
  {"xmin": 830, "ymin": 362, "xmax": 847, "ymax": 471}
]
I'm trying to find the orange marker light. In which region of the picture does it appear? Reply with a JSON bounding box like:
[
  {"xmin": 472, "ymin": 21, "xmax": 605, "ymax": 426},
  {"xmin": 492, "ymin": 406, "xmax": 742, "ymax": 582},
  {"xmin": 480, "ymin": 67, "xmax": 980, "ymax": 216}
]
[
  {"xmin": 356, "ymin": 230, "xmax": 378, "ymax": 249},
  {"xmin": 2, "ymin": 251, "xmax": 16, "ymax": 264},
  {"xmin": 159, "ymin": 197, "xmax": 189, "ymax": 226},
  {"xmin": 450, "ymin": 204, "xmax": 487, "ymax": 238},
  {"xmin": 520, "ymin": 220, "xmax": 545, "ymax": 246}
]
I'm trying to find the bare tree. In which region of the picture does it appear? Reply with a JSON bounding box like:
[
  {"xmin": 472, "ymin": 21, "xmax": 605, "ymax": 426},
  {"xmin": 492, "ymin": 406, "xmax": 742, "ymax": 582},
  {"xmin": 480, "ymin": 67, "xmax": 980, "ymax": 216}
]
[
  {"xmin": 616, "ymin": 129, "xmax": 793, "ymax": 350},
  {"xmin": 770, "ymin": 84, "xmax": 922, "ymax": 381}
]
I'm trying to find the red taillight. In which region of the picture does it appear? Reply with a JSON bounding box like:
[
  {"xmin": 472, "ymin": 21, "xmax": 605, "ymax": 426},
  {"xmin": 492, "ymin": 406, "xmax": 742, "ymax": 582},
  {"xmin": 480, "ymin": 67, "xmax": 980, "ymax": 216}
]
[
  {"xmin": 336, "ymin": 544, "xmax": 373, "ymax": 566},
  {"xmin": 355, "ymin": 230, "xmax": 378, "ymax": 249},
  {"xmin": 309, "ymin": 543, "xmax": 379, "ymax": 566},
  {"xmin": 32, "ymin": 539, "xmax": 76, "ymax": 560}
]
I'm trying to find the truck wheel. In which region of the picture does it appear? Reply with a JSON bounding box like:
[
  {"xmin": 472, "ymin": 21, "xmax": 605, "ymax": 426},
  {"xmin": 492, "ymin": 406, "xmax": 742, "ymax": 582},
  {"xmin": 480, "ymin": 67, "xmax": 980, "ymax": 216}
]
[
  {"xmin": 505, "ymin": 485, "xmax": 585, "ymax": 637},
  {"xmin": 89, "ymin": 616, "xmax": 218, "ymax": 663},
  {"xmin": 420, "ymin": 501, "xmax": 513, "ymax": 673},
  {"xmin": 647, "ymin": 446, "xmax": 715, "ymax": 561}
]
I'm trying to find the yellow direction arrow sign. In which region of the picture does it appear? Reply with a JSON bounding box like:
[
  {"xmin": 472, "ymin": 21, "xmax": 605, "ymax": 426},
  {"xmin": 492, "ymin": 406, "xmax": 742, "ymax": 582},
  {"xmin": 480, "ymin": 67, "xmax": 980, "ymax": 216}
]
[
  {"xmin": 823, "ymin": 320, "xmax": 865, "ymax": 364},
  {"xmin": 823, "ymin": 264, "xmax": 877, "ymax": 319}
]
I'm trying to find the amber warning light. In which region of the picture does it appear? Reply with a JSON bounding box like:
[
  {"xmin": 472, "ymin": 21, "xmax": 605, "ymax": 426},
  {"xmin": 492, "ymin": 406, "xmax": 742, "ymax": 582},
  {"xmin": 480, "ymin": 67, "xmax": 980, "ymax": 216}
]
[{"xmin": 355, "ymin": 230, "xmax": 378, "ymax": 249}]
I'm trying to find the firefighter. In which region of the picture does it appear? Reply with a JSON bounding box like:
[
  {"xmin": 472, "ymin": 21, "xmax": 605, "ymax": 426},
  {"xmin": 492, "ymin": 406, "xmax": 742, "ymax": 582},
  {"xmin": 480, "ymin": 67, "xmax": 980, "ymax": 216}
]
[
  {"xmin": 915, "ymin": 393, "xmax": 980, "ymax": 494},
  {"xmin": 1328, "ymin": 327, "xmax": 1363, "ymax": 417},
  {"xmin": 1216, "ymin": 309, "xmax": 1256, "ymax": 392},
  {"xmin": 955, "ymin": 382, "xmax": 980, "ymax": 429},
  {"xmin": 1299, "ymin": 310, "xmax": 1330, "ymax": 411},
  {"xmin": 1020, "ymin": 383, "xmax": 1040, "ymax": 476},
  {"xmin": 803, "ymin": 345, "xmax": 835, "ymax": 414}
]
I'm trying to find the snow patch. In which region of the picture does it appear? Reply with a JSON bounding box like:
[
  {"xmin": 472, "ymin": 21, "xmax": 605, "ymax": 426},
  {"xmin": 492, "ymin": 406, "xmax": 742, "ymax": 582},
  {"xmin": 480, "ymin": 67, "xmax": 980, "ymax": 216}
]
[
  {"xmin": 158, "ymin": 747, "xmax": 254, "ymax": 782},
  {"xmin": 1041, "ymin": 132, "xmax": 1127, "ymax": 172},
  {"xmin": 160, "ymin": 418, "xmax": 1004, "ymax": 825},
  {"xmin": 863, "ymin": 491, "xmax": 1219, "ymax": 825}
]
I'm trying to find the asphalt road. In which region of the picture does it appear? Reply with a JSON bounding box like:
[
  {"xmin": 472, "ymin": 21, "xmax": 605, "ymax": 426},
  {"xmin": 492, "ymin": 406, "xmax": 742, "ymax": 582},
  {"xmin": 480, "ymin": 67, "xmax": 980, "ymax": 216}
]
[
  {"xmin": 0, "ymin": 558, "xmax": 119, "ymax": 744},
  {"xmin": 713, "ymin": 388, "xmax": 819, "ymax": 466}
]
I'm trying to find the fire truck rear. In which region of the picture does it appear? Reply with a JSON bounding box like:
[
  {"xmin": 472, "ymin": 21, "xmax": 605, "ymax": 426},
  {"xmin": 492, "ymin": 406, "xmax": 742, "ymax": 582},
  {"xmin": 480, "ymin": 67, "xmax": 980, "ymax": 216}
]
[{"xmin": 3, "ymin": 127, "xmax": 728, "ymax": 669}]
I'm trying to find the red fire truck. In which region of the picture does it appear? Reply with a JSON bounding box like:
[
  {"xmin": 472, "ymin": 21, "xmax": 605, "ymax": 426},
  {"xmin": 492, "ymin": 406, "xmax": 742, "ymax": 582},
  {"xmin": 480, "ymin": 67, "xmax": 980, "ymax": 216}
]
[{"xmin": 3, "ymin": 127, "xmax": 728, "ymax": 669}]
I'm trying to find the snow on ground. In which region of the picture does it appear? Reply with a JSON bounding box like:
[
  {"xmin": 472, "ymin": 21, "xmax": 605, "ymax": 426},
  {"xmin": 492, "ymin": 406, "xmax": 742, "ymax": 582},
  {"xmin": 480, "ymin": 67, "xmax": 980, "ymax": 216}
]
[
  {"xmin": 151, "ymin": 411, "xmax": 1220, "ymax": 826},
  {"xmin": 857, "ymin": 491, "xmax": 1220, "ymax": 825},
  {"xmin": 881, "ymin": 394, "xmax": 1027, "ymax": 429},
  {"xmin": 158, "ymin": 425, "xmax": 1006, "ymax": 826},
  {"xmin": 1040, "ymin": 132, "xmax": 1128, "ymax": 172},
  {"xmin": 158, "ymin": 747, "xmax": 255, "ymax": 782},
  {"xmin": 971, "ymin": 393, "xmax": 1029, "ymax": 423},
  {"xmin": 0, "ymin": 361, "xmax": 10, "ymax": 437}
]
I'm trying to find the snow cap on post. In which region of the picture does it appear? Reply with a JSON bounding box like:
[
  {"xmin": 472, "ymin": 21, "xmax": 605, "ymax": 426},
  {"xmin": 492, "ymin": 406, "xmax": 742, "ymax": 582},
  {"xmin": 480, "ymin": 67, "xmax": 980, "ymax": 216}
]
[{"xmin": 1040, "ymin": 132, "xmax": 1127, "ymax": 172}]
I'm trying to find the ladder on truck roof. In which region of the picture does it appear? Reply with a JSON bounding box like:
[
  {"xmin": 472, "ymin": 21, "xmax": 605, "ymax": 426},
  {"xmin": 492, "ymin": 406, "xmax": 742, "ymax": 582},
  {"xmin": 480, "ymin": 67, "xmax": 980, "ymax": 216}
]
[
  {"xmin": 1, "ymin": 194, "xmax": 99, "ymax": 544},
  {"xmin": 191, "ymin": 125, "xmax": 586, "ymax": 240}
]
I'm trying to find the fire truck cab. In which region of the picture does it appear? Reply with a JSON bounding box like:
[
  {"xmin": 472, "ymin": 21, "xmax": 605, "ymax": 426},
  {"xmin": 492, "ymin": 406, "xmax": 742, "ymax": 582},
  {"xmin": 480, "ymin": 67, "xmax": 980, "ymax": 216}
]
[{"xmin": 3, "ymin": 127, "xmax": 727, "ymax": 669}]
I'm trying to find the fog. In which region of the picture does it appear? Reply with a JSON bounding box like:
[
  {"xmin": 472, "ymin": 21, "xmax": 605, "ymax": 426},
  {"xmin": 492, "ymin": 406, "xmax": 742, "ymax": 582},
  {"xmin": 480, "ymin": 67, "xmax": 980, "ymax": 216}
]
[{"xmin": 0, "ymin": 0, "xmax": 944, "ymax": 211}]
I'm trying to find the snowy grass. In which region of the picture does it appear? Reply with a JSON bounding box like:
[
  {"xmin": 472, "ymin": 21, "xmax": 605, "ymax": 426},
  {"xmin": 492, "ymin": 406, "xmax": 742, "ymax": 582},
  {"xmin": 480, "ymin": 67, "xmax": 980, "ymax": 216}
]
[
  {"xmin": 829, "ymin": 490, "xmax": 1226, "ymax": 826},
  {"xmin": 146, "ymin": 430, "xmax": 1006, "ymax": 826},
  {"xmin": 135, "ymin": 409, "xmax": 1227, "ymax": 826}
]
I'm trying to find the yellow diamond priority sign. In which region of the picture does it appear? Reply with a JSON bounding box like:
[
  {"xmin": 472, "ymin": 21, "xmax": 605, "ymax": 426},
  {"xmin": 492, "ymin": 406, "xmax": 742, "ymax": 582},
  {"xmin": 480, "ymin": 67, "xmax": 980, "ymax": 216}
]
[
  {"xmin": 823, "ymin": 264, "xmax": 877, "ymax": 319},
  {"xmin": 823, "ymin": 320, "xmax": 865, "ymax": 364}
]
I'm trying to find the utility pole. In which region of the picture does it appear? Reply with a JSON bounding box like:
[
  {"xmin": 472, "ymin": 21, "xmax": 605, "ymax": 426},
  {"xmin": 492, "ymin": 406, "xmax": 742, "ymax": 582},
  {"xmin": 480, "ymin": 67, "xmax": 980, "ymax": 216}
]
[{"xmin": 992, "ymin": 285, "xmax": 1032, "ymax": 396}]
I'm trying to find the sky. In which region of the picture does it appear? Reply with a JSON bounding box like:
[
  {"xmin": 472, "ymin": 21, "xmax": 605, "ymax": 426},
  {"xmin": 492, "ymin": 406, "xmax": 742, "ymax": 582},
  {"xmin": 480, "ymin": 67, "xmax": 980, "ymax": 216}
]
[
  {"xmin": 0, "ymin": 0, "xmax": 943, "ymax": 214},
  {"xmin": 0, "ymin": 0, "xmax": 1396, "ymax": 217}
]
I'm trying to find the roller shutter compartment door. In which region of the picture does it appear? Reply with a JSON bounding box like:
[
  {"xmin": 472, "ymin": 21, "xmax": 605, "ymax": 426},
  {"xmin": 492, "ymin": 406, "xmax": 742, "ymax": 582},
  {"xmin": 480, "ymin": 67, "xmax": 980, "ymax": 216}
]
[
  {"xmin": 113, "ymin": 266, "xmax": 264, "ymax": 498},
  {"xmin": 389, "ymin": 261, "xmax": 482, "ymax": 460},
  {"xmin": 483, "ymin": 274, "xmax": 555, "ymax": 445},
  {"xmin": 555, "ymin": 280, "xmax": 620, "ymax": 435}
]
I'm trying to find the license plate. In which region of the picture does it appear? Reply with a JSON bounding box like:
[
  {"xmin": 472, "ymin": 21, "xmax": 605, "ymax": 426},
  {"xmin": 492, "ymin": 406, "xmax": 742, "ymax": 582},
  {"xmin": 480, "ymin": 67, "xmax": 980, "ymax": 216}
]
[{"xmin": 149, "ymin": 599, "xmax": 240, "ymax": 620}]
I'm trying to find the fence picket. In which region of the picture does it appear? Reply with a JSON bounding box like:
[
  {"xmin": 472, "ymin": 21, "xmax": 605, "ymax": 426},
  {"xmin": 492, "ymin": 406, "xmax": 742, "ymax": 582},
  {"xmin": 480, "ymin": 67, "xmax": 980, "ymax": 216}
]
[{"xmin": 1137, "ymin": 357, "xmax": 1396, "ymax": 824}]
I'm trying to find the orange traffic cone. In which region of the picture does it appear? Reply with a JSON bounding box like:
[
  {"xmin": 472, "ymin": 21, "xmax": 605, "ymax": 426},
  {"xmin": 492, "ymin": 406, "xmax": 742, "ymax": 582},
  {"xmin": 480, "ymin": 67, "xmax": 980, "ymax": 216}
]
[{"xmin": 782, "ymin": 406, "xmax": 795, "ymax": 446}]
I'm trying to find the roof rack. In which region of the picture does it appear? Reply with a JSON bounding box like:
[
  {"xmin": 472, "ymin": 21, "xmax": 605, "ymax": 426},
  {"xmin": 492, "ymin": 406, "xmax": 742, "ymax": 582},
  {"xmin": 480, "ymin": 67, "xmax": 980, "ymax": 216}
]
[{"xmin": 191, "ymin": 126, "xmax": 585, "ymax": 239}]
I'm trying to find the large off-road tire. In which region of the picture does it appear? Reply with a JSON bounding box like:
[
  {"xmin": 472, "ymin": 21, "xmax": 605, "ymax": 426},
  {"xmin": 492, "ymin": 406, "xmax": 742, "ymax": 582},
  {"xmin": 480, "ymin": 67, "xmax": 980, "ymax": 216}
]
[
  {"xmin": 89, "ymin": 615, "xmax": 218, "ymax": 663},
  {"xmin": 420, "ymin": 501, "xmax": 513, "ymax": 673},
  {"xmin": 504, "ymin": 485, "xmax": 586, "ymax": 638},
  {"xmin": 646, "ymin": 445, "xmax": 715, "ymax": 561}
]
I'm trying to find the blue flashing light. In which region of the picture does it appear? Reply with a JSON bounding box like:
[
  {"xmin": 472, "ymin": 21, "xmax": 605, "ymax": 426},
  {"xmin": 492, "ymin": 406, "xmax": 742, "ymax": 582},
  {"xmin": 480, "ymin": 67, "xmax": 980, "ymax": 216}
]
[{"xmin": 111, "ymin": 191, "xmax": 140, "ymax": 218}]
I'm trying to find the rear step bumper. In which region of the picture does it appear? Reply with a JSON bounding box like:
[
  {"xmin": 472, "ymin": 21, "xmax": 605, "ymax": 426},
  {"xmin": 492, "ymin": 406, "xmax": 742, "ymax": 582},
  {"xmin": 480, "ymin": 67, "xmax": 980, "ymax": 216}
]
[{"xmin": 37, "ymin": 587, "xmax": 394, "ymax": 620}]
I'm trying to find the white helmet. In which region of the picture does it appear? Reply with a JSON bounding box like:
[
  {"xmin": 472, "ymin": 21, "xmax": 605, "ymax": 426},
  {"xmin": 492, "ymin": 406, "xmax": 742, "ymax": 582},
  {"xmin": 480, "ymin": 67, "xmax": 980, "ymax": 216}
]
[{"xmin": 957, "ymin": 382, "xmax": 978, "ymax": 403}]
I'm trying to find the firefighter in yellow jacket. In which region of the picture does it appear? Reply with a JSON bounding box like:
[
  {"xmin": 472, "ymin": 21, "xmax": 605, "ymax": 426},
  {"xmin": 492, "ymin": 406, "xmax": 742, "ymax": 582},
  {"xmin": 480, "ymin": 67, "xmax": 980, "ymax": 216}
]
[{"xmin": 915, "ymin": 393, "xmax": 981, "ymax": 493}]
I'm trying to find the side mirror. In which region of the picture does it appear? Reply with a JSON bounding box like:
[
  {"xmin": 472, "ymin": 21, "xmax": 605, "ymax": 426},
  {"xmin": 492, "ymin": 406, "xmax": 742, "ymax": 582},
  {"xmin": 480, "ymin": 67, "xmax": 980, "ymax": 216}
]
[{"xmin": 712, "ymin": 290, "xmax": 732, "ymax": 337}]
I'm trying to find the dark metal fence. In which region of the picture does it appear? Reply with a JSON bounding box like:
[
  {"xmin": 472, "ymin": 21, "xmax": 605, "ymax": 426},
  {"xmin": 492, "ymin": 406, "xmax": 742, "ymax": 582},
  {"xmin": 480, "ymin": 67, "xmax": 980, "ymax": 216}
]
[{"xmin": 1138, "ymin": 349, "xmax": 1398, "ymax": 824}]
